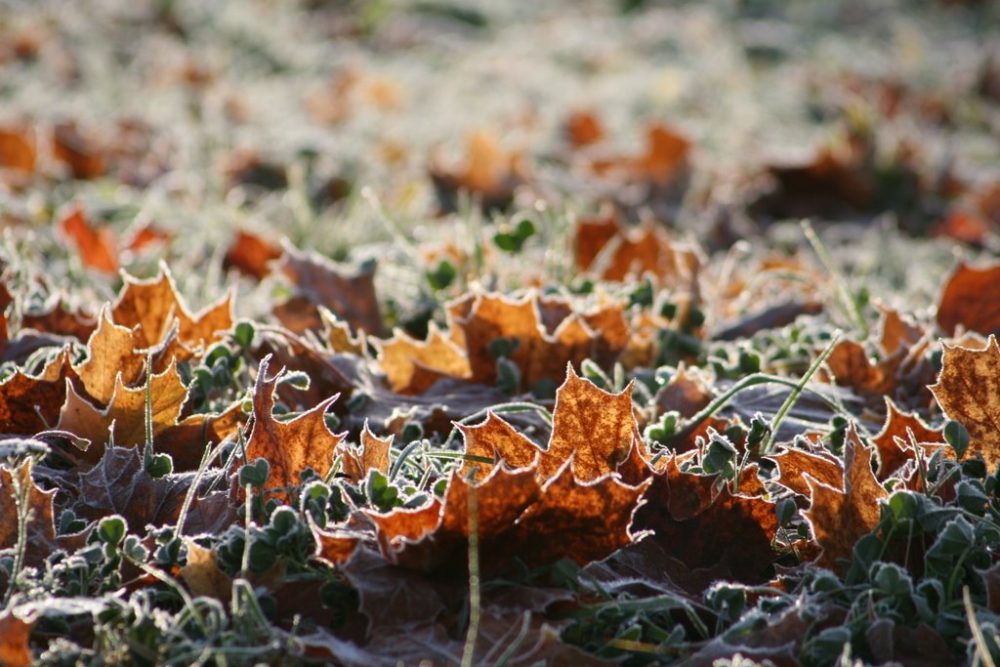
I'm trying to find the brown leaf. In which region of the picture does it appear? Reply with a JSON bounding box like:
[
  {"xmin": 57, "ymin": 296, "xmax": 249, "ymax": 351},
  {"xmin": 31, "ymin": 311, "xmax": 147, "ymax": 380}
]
[
  {"xmin": 458, "ymin": 411, "xmax": 540, "ymax": 482},
  {"xmin": 111, "ymin": 266, "xmax": 233, "ymax": 353},
  {"xmin": 181, "ymin": 540, "xmax": 233, "ymax": 602},
  {"xmin": 872, "ymin": 399, "xmax": 943, "ymax": 479},
  {"xmin": 21, "ymin": 298, "xmax": 97, "ymax": 341},
  {"xmin": 573, "ymin": 213, "xmax": 700, "ymax": 284},
  {"xmin": 589, "ymin": 123, "xmax": 691, "ymax": 186},
  {"xmin": 803, "ymin": 425, "xmax": 887, "ymax": 569},
  {"xmin": 877, "ymin": 304, "xmax": 924, "ymax": 356},
  {"xmin": 72, "ymin": 446, "xmax": 236, "ymax": 535},
  {"xmin": 58, "ymin": 205, "xmax": 118, "ymax": 274},
  {"xmin": 0, "ymin": 610, "xmax": 33, "ymax": 667},
  {"xmin": 633, "ymin": 458, "xmax": 778, "ymax": 585},
  {"xmin": 336, "ymin": 424, "xmax": 392, "ymax": 483},
  {"xmin": 0, "ymin": 350, "xmax": 76, "ymax": 434},
  {"xmin": 540, "ymin": 366, "xmax": 637, "ymax": 482},
  {"xmin": 57, "ymin": 359, "xmax": 190, "ymax": 456},
  {"xmin": 223, "ymin": 229, "xmax": 282, "ymax": 280},
  {"xmin": 564, "ymin": 110, "xmax": 606, "ymax": 149},
  {"xmin": 821, "ymin": 339, "xmax": 901, "ymax": 400},
  {"xmin": 0, "ymin": 125, "xmax": 36, "ymax": 174},
  {"xmin": 937, "ymin": 261, "xmax": 1000, "ymax": 336},
  {"xmin": 374, "ymin": 324, "xmax": 471, "ymax": 394},
  {"xmin": 75, "ymin": 307, "xmax": 147, "ymax": 405},
  {"xmin": 770, "ymin": 445, "xmax": 843, "ymax": 497},
  {"xmin": 929, "ymin": 335, "xmax": 1000, "ymax": 463},
  {"xmin": 0, "ymin": 461, "xmax": 58, "ymax": 567},
  {"xmin": 245, "ymin": 356, "xmax": 345, "ymax": 501},
  {"xmin": 654, "ymin": 365, "xmax": 713, "ymax": 418},
  {"xmin": 311, "ymin": 525, "xmax": 365, "ymax": 566},
  {"xmin": 278, "ymin": 244, "xmax": 384, "ymax": 337},
  {"xmin": 513, "ymin": 463, "xmax": 650, "ymax": 569},
  {"xmin": 51, "ymin": 121, "xmax": 106, "ymax": 179},
  {"xmin": 429, "ymin": 130, "xmax": 525, "ymax": 214}
]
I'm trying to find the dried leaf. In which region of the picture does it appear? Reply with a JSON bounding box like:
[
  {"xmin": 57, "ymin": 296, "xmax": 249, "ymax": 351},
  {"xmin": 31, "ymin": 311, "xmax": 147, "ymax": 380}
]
[
  {"xmin": 181, "ymin": 540, "xmax": 233, "ymax": 602},
  {"xmin": 0, "ymin": 610, "xmax": 33, "ymax": 667},
  {"xmin": 278, "ymin": 244, "xmax": 384, "ymax": 336},
  {"xmin": 223, "ymin": 229, "xmax": 282, "ymax": 280},
  {"xmin": 75, "ymin": 307, "xmax": 147, "ymax": 405},
  {"xmin": 245, "ymin": 356, "xmax": 345, "ymax": 501},
  {"xmin": 929, "ymin": 335, "xmax": 1000, "ymax": 463},
  {"xmin": 111, "ymin": 266, "xmax": 233, "ymax": 352},
  {"xmin": 872, "ymin": 399, "xmax": 943, "ymax": 478},
  {"xmin": 0, "ymin": 350, "xmax": 76, "ymax": 434},
  {"xmin": 937, "ymin": 261, "xmax": 1000, "ymax": 336},
  {"xmin": 0, "ymin": 461, "xmax": 58, "ymax": 567},
  {"xmin": 374, "ymin": 324, "xmax": 471, "ymax": 394},
  {"xmin": 336, "ymin": 424, "xmax": 392, "ymax": 483},
  {"xmin": 429, "ymin": 130, "xmax": 525, "ymax": 214},
  {"xmin": 51, "ymin": 121, "xmax": 105, "ymax": 179},
  {"xmin": 803, "ymin": 426, "xmax": 887, "ymax": 569},
  {"xmin": 770, "ymin": 446, "xmax": 843, "ymax": 497},
  {"xmin": 458, "ymin": 411, "xmax": 540, "ymax": 482},
  {"xmin": 58, "ymin": 205, "xmax": 118, "ymax": 274}
]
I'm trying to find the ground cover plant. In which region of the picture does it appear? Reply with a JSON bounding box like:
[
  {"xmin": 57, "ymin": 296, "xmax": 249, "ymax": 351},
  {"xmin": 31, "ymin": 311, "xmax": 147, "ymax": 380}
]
[{"xmin": 1, "ymin": 0, "xmax": 999, "ymax": 664}]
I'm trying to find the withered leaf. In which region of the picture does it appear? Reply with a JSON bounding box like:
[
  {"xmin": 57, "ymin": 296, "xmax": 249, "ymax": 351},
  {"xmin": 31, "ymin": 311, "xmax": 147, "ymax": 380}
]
[
  {"xmin": 929, "ymin": 335, "xmax": 1000, "ymax": 463},
  {"xmin": 937, "ymin": 261, "xmax": 1000, "ymax": 336},
  {"xmin": 72, "ymin": 447, "xmax": 236, "ymax": 535},
  {"xmin": 0, "ymin": 610, "xmax": 33, "ymax": 667},
  {"xmin": 111, "ymin": 266, "xmax": 233, "ymax": 353},
  {"xmin": 180, "ymin": 540, "xmax": 233, "ymax": 602},
  {"xmin": 75, "ymin": 307, "xmax": 147, "ymax": 405},
  {"xmin": 0, "ymin": 349, "xmax": 76, "ymax": 434},
  {"xmin": 374, "ymin": 324, "xmax": 471, "ymax": 394},
  {"xmin": 0, "ymin": 461, "xmax": 58, "ymax": 567},
  {"xmin": 541, "ymin": 366, "xmax": 637, "ymax": 482},
  {"xmin": 458, "ymin": 411, "xmax": 540, "ymax": 482},
  {"xmin": 58, "ymin": 205, "xmax": 117, "ymax": 275},
  {"xmin": 21, "ymin": 298, "xmax": 97, "ymax": 342},
  {"xmin": 336, "ymin": 424, "xmax": 392, "ymax": 483},
  {"xmin": 633, "ymin": 457, "xmax": 778, "ymax": 585},
  {"xmin": 872, "ymin": 399, "xmax": 943, "ymax": 478},
  {"xmin": 278, "ymin": 244, "xmax": 384, "ymax": 337},
  {"xmin": 803, "ymin": 426, "xmax": 887, "ymax": 569},
  {"xmin": 770, "ymin": 445, "xmax": 844, "ymax": 497},
  {"xmin": 223, "ymin": 229, "xmax": 282, "ymax": 281},
  {"xmin": 429, "ymin": 130, "xmax": 525, "ymax": 214},
  {"xmin": 245, "ymin": 356, "xmax": 346, "ymax": 501},
  {"xmin": 311, "ymin": 524, "xmax": 365, "ymax": 566}
]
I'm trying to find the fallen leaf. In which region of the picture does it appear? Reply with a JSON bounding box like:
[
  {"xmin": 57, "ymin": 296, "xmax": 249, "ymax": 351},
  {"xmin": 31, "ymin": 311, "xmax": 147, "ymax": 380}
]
[
  {"xmin": 0, "ymin": 610, "xmax": 33, "ymax": 667},
  {"xmin": 245, "ymin": 356, "xmax": 346, "ymax": 501},
  {"xmin": 564, "ymin": 110, "xmax": 606, "ymax": 148},
  {"xmin": 223, "ymin": 229, "xmax": 282, "ymax": 280},
  {"xmin": 277, "ymin": 244, "xmax": 385, "ymax": 337},
  {"xmin": 458, "ymin": 411, "xmax": 540, "ymax": 482},
  {"xmin": 180, "ymin": 540, "xmax": 233, "ymax": 602},
  {"xmin": 872, "ymin": 399, "xmax": 943, "ymax": 478},
  {"xmin": 803, "ymin": 425, "xmax": 887, "ymax": 569},
  {"xmin": 0, "ymin": 461, "xmax": 58, "ymax": 567},
  {"xmin": 58, "ymin": 205, "xmax": 118, "ymax": 274},
  {"xmin": 929, "ymin": 334, "xmax": 1000, "ymax": 463},
  {"xmin": 74, "ymin": 307, "xmax": 147, "ymax": 405},
  {"xmin": 336, "ymin": 424, "xmax": 393, "ymax": 483},
  {"xmin": 51, "ymin": 121, "xmax": 106, "ymax": 179},
  {"xmin": 374, "ymin": 324, "xmax": 471, "ymax": 394},
  {"xmin": 0, "ymin": 350, "xmax": 76, "ymax": 434},
  {"xmin": 429, "ymin": 130, "xmax": 525, "ymax": 214},
  {"xmin": 937, "ymin": 261, "xmax": 1000, "ymax": 336},
  {"xmin": 770, "ymin": 445, "xmax": 843, "ymax": 497}
]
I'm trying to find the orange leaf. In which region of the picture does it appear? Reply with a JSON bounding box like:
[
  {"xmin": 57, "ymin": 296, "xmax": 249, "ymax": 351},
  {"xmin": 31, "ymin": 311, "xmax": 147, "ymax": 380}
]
[
  {"xmin": 872, "ymin": 399, "xmax": 943, "ymax": 479},
  {"xmin": 803, "ymin": 426, "xmax": 887, "ymax": 569},
  {"xmin": 336, "ymin": 424, "xmax": 393, "ymax": 483},
  {"xmin": 458, "ymin": 411, "xmax": 540, "ymax": 482},
  {"xmin": 374, "ymin": 324, "xmax": 471, "ymax": 394},
  {"xmin": 181, "ymin": 540, "xmax": 233, "ymax": 602},
  {"xmin": 0, "ymin": 350, "xmax": 76, "ymax": 434},
  {"xmin": 937, "ymin": 261, "xmax": 1000, "ymax": 336},
  {"xmin": 245, "ymin": 356, "xmax": 346, "ymax": 501},
  {"xmin": 929, "ymin": 334, "xmax": 1000, "ymax": 463},
  {"xmin": 223, "ymin": 229, "xmax": 282, "ymax": 281},
  {"xmin": 0, "ymin": 461, "xmax": 58, "ymax": 567},
  {"xmin": 58, "ymin": 205, "xmax": 118, "ymax": 274},
  {"xmin": 0, "ymin": 610, "xmax": 34, "ymax": 667}
]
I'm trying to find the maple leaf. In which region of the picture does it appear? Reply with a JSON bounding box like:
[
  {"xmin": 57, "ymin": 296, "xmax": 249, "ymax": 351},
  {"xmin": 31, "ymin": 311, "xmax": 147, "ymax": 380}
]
[
  {"xmin": 0, "ymin": 349, "xmax": 76, "ymax": 434},
  {"xmin": 58, "ymin": 205, "xmax": 118, "ymax": 275},
  {"xmin": 428, "ymin": 130, "xmax": 525, "ymax": 214},
  {"xmin": 589, "ymin": 123, "xmax": 691, "ymax": 186},
  {"xmin": 336, "ymin": 424, "xmax": 393, "ymax": 483},
  {"xmin": 802, "ymin": 425, "xmax": 887, "ymax": 569},
  {"xmin": 311, "ymin": 525, "xmax": 365, "ymax": 567},
  {"xmin": 222, "ymin": 229, "xmax": 282, "ymax": 280},
  {"xmin": 573, "ymin": 211, "xmax": 700, "ymax": 284},
  {"xmin": 0, "ymin": 125, "xmax": 36, "ymax": 175},
  {"xmin": 0, "ymin": 610, "xmax": 33, "ymax": 667},
  {"xmin": 654, "ymin": 364, "xmax": 713, "ymax": 417},
  {"xmin": 111, "ymin": 265, "xmax": 233, "ymax": 353},
  {"xmin": 245, "ymin": 356, "xmax": 346, "ymax": 501},
  {"xmin": 458, "ymin": 412, "xmax": 540, "ymax": 482},
  {"xmin": 632, "ymin": 457, "xmax": 778, "ymax": 585},
  {"xmin": 374, "ymin": 324, "xmax": 471, "ymax": 394},
  {"xmin": 72, "ymin": 447, "xmax": 236, "ymax": 535},
  {"xmin": 180, "ymin": 540, "xmax": 233, "ymax": 603},
  {"xmin": 540, "ymin": 366, "xmax": 637, "ymax": 481},
  {"xmin": 276, "ymin": 243, "xmax": 385, "ymax": 337},
  {"xmin": 936, "ymin": 261, "xmax": 1000, "ymax": 336},
  {"xmin": 770, "ymin": 445, "xmax": 843, "ymax": 497},
  {"xmin": 57, "ymin": 359, "xmax": 190, "ymax": 456},
  {"xmin": 0, "ymin": 461, "xmax": 58, "ymax": 567},
  {"xmin": 51, "ymin": 121, "xmax": 106, "ymax": 179},
  {"xmin": 872, "ymin": 398, "xmax": 943, "ymax": 479},
  {"xmin": 929, "ymin": 335, "xmax": 1000, "ymax": 463},
  {"xmin": 74, "ymin": 307, "xmax": 147, "ymax": 405},
  {"xmin": 21, "ymin": 297, "xmax": 97, "ymax": 342},
  {"xmin": 563, "ymin": 109, "xmax": 606, "ymax": 149},
  {"xmin": 876, "ymin": 304, "xmax": 924, "ymax": 356}
]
